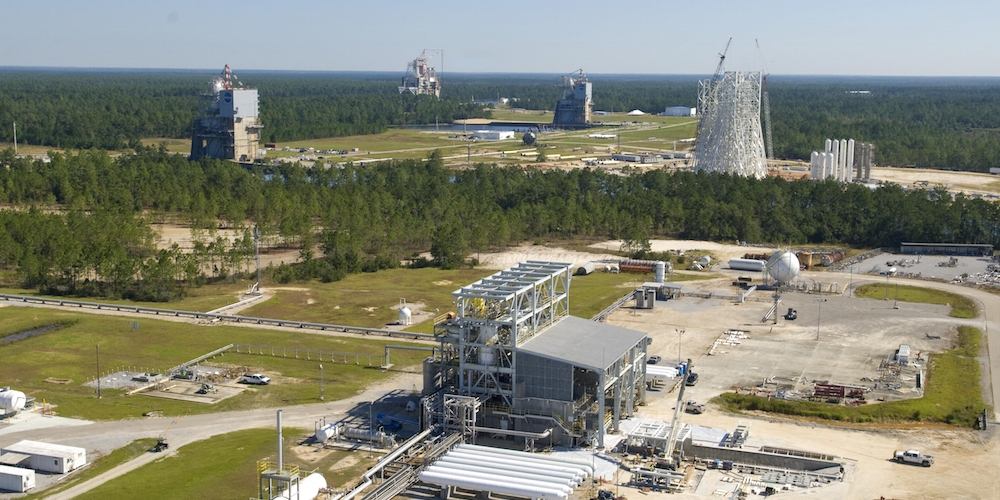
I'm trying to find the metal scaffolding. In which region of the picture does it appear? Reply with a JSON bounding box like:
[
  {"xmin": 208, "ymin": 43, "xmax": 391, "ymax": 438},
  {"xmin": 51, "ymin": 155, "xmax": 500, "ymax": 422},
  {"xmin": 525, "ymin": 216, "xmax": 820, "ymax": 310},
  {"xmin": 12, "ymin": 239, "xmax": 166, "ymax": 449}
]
[{"xmin": 695, "ymin": 71, "xmax": 768, "ymax": 179}]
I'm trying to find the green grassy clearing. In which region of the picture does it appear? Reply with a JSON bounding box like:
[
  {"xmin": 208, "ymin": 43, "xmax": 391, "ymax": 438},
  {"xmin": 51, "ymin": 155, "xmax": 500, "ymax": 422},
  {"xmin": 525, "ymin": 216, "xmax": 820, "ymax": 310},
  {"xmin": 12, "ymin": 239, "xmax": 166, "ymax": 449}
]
[
  {"xmin": 713, "ymin": 326, "xmax": 988, "ymax": 426},
  {"xmin": 854, "ymin": 283, "xmax": 978, "ymax": 318},
  {"xmin": 72, "ymin": 428, "xmax": 369, "ymax": 500},
  {"xmin": 141, "ymin": 138, "xmax": 191, "ymax": 154},
  {"xmin": 0, "ymin": 306, "xmax": 426, "ymax": 421},
  {"xmin": 19, "ymin": 439, "xmax": 158, "ymax": 500},
  {"xmin": 0, "ymin": 281, "xmax": 253, "ymax": 314}
]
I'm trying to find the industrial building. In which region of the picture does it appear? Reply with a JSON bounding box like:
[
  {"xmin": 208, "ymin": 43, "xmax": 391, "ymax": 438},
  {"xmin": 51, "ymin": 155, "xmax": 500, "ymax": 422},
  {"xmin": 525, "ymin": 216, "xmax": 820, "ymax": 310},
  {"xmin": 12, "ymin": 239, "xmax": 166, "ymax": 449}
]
[
  {"xmin": 423, "ymin": 262, "xmax": 648, "ymax": 448},
  {"xmin": 189, "ymin": 65, "xmax": 263, "ymax": 164},
  {"xmin": 900, "ymin": 242, "xmax": 993, "ymax": 256},
  {"xmin": 472, "ymin": 130, "xmax": 515, "ymax": 141},
  {"xmin": 399, "ymin": 50, "xmax": 442, "ymax": 98},
  {"xmin": 552, "ymin": 71, "xmax": 592, "ymax": 128},
  {"xmin": 0, "ymin": 465, "xmax": 34, "ymax": 493},
  {"xmin": 695, "ymin": 72, "xmax": 768, "ymax": 178},
  {"xmin": 0, "ymin": 440, "xmax": 86, "ymax": 474},
  {"xmin": 662, "ymin": 106, "xmax": 697, "ymax": 116}
]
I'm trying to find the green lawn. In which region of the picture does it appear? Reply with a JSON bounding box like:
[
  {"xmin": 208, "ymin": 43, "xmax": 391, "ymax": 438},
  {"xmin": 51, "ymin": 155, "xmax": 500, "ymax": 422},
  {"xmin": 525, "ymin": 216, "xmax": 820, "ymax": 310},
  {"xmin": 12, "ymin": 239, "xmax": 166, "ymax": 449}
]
[
  {"xmin": 72, "ymin": 428, "xmax": 371, "ymax": 500},
  {"xmin": 0, "ymin": 307, "xmax": 426, "ymax": 421},
  {"xmin": 0, "ymin": 281, "xmax": 251, "ymax": 314},
  {"xmin": 854, "ymin": 283, "xmax": 978, "ymax": 318},
  {"xmin": 713, "ymin": 326, "xmax": 988, "ymax": 426}
]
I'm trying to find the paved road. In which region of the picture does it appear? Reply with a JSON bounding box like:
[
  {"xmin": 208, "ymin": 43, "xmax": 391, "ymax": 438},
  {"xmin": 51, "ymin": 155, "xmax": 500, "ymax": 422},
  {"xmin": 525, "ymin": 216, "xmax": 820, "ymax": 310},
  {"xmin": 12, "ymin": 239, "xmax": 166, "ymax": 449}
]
[{"xmin": 1, "ymin": 372, "xmax": 419, "ymax": 500}]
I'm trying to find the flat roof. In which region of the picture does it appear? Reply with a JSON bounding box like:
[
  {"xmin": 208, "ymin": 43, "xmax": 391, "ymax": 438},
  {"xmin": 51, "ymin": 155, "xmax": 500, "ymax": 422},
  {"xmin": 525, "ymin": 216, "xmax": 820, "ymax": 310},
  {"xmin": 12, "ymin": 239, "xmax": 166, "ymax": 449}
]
[
  {"xmin": 2, "ymin": 440, "xmax": 84, "ymax": 458},
  {"xmin": 520, "ymin": 316, "xmax": 647, "ymax": 372},
  {"xmin": 0, "ymin": 452, "xmax": 30, "ymax": 467},
  {"xmin": 901, "ymin": 242, "xmax": 992, "ymax": 248},
  {"xmin": 0, "ymin": 464, "xmax": 33, "ymax": 476}
]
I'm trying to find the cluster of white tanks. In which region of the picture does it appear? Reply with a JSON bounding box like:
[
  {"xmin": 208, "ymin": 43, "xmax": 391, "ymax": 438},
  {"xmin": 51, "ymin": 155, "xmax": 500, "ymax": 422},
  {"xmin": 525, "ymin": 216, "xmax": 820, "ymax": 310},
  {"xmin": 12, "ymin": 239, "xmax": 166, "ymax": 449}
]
[
  {"xmin": 418, "ymin": 444, "xmax": 593, "ymax": 500},
  {"xmin": 728, "ymin": 251, "xmax": 800, "ymax": 284},
  {"xmin": 810, "ymin": 138, "xmax": 855, "ymax": 182}
]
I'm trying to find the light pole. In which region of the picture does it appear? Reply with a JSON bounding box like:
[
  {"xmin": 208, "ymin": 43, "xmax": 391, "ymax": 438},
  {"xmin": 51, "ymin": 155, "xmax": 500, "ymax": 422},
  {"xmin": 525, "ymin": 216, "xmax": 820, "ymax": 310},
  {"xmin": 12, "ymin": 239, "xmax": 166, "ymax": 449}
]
[
  {"xmin": 884, "ymin": 274, "xmax": 890, "ymax": 300},
  {"xmin": 848, "ymin": 264, "xmax": 854, "ymax": 297},
  {"xmin": 815, "ymin": 299, "xmax": 827, "ymax": 341},
  {"xmin": 319, "ymin": 364, "xmax": 324, "ymax": 401},
  {"xmin": 893, "ymin": 281, "xmax": 899, "ymax": 310},
  {"xmin": 369, "ymin": 400, "xmax": 374, "ymax": 458},
  {"xmin": 675, "ymin": 329, "xmax": 684, "ymax": 365},
  {"xmin": 95, "ymin": 344, "xmax": 101, "ymax": 399}
]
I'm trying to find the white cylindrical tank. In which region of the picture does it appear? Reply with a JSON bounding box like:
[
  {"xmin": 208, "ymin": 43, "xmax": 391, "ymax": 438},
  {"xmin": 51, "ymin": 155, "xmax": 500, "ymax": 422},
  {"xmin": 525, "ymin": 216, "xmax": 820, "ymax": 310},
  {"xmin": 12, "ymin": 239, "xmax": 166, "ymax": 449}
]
[
  {"xmin": 435, "ymin": 456, "xmax": 583, "ymax": 483},
  {"xmin": 810, "ymin": 151, "xmax": 820, "ymax": 179},
  {"xmin": 825, "ymin": 138, "xmax": 832, "ymax": 153},
  {"xmin": 831, "ymin": 140, "xmax": 840, "ymax": 180},
  {"xmin": 314, "ymin": 423, "xmax": 340, "ymax": 443},
  {"xmin": 399, "ymin": 306, "xmax": 412, "ymax": 326},
  {"xmin": 700, "ymin": 256, "xmax": 711, "ymax": 266},
  {"xmin": 654, "ymin": 261, "xmax": 666, "ymax": 283},
  {"xmin": 847, "ymin": 139, "xmax": 856, "ymax": 182},
  {"xmin": 419, "ymin": 469, "xmax": 568, "ymax": 500},
  {"xmin": 273, "ymin": 472, "xmax": 327, "ymax": 500},
  {"xmin": 839, "ymin": 139, "xmax": 848, "ymax": 181},
  {"xmin": 0, "ymin": 389, "xmax": 26, "ymax": 414},
  {"xmin": 729, "ymin": 258, "xmax": 767, "ymax": 272},
  {"xmin": 766, "ymin": 251, "xmax": 800, "ymax": 283},
  {"xmin": 458, "ymin": 444, "xmax": 595, "ymax": 474},
  {"xmin": 445, "ymin": 450, "xmax": 591, "ymax": 478}
]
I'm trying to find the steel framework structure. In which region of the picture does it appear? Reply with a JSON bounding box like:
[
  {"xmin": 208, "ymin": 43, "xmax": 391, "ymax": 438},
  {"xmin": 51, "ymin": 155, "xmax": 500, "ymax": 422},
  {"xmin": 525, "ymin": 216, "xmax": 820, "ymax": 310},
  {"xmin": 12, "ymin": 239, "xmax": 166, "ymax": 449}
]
[
  {"xmin": 695, "ymin": 71, "xmax": 768, "ymax": 179},
  {"xmin": 436, "ymin": 261, "xmax": 572, "ymax": 407}
]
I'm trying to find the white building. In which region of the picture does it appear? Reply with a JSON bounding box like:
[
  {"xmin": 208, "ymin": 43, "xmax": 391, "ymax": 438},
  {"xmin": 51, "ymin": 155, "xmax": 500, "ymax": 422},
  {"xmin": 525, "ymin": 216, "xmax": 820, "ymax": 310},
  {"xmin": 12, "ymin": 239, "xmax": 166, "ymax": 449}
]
[
  {"xmin": 662, "ymin": 106, "xmax": 697, "ymax": 116},
  {"xmin": 472, "ymin": 130, "xmax": 515, "ymax": 141},
  {"xmin": 1, "ymin": 441, "xmax": 86, "ymax": 474},
  {"xmin": 0, "ymin": 465, "xmax": 35, "ymax": 493}
]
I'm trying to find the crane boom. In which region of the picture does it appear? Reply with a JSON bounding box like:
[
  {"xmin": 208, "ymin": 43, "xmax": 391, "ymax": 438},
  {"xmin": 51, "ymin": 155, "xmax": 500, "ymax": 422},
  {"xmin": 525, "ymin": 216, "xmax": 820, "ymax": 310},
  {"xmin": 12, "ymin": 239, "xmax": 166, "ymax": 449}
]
[
  {"xmin": 756, "ymin": 40, "xmax": 774, "ymax": 160},
  {"xmin": 697, "ymin": 38, "xmax": 732, "ymax": 144}
]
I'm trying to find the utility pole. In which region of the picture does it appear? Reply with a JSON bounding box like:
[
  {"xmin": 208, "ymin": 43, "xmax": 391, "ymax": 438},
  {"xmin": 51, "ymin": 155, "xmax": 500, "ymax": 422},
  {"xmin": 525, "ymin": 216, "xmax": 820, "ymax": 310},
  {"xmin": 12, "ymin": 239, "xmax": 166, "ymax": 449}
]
[
  {"xmin": 12, "ymin": 122, "xmax": 16, "ymax": 155},
  {"xmin": 893, "ymin": 282, "xmax": 899, "ymax": 310},
  {"xmin": 319, "ymin": 364, "xmax": 324, "ymax": 401},
  {"xmin": 369, "ymin": 401, "xmax": 374, "ymax": 458},
  {"xmin": 95, "ymin": 344, "xmax": 101, "ymax": 398}
]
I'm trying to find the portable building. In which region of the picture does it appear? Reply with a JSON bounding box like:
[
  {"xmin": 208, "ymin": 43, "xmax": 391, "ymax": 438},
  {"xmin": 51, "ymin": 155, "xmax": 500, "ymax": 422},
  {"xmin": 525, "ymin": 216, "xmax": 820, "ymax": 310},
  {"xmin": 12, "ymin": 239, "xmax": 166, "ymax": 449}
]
[
  {"xmin": 0, "ymin": 440, "xmax": 86, "ymax": 474},
  {"xmin": 896, "ymin": 344, "xmax": 911, "ymax": 364},
  {"xmin": 473, "ymin": 130, "xmax": 515, "ymax": 140},
  {"xmin": 0, "ymin": 465, "xmax": 35, "ymax": 492}
]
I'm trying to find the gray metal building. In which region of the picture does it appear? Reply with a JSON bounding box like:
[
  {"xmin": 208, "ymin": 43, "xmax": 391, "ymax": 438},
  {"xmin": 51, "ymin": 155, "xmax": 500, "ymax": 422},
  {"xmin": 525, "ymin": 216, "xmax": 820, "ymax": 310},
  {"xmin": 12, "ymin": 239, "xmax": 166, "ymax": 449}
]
[
  {"xmin": 899, "ymin": 242, "xmax": 993, "ymax": 256},
  {"xmin": 190, "ymin": 65, "xmax": 262, "ymax": 163},
  {"xmin": 553, "ymin": 71, "xmax": 592, "ymax": 128},
  {"xmin": 425, "ymin": 262, "xmax": 648, "ymax": 448}
]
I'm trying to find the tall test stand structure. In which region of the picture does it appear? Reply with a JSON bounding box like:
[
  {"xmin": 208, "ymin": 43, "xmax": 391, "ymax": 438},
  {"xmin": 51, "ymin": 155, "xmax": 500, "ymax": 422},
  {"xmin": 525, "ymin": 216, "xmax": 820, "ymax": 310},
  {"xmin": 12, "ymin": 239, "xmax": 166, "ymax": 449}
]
[{"xmin": 695, "ymin": 41, "xmax": 768, "ymax": 179}]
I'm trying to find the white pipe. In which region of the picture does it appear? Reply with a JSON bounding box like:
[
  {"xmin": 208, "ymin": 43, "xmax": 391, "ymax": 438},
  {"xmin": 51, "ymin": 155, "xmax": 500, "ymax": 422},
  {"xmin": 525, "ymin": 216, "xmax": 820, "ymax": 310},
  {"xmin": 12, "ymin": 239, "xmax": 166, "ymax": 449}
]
[
  {"xmin": 418, "ymin": 470, "xmax": 568, "ymax": 500},
  {"xmin": 449, "ymin": 446, "xmax": 593, "ymax": 474},
  {"xmin": 471, "ymin": 425, "xmax": 551, "ymax": 439},
  {"xmin": 458, "ymin": 444, "xmax": 596, "ymax": 474},
  {"xmin": 277, "ymin": 410, "xmax": 283, "ymax": 471},
  {"xmin": 333, "ymin": 427, "xmax": 434, "ymax": 500},
  {"xmin": 434, "ymin": 456, "xmax": 583, "ymax": 483},
  {"xmin": 444, "ymin": 450, "xmax": 590, "ymax": 478},
  {"xmin": 425, "ymin": 464, "xmax": 574, "ymax": 493}
]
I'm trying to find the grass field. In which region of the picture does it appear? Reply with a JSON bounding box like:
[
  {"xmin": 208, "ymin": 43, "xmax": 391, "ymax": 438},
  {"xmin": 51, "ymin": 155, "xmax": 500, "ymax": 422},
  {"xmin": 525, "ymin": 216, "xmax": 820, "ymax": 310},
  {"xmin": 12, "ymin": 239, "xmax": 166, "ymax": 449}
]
[
  {"xmin": 488, "ymin": 108, "xmax": 553, "ymax": 123},
  {"xmin": 0, "ymin": 281, "xmax": 251, "ymax": 314},
  {"xmin": 141, "ymin": 138, "xmax": 191, "ymax": 154},
  {"xmin": 0, "ymin": 306, "xmax": 426, "ymax": 421},
  {"xmin": 72, "ymin": 428, "xmax": 371, "ymax": 500},
  {"xmin": 713, "ymin": 326, "xmax": 988, "ymax": 426},
  {"xmin": 854, "ymin": 283, "xmax": 978, "ymax": 318}
]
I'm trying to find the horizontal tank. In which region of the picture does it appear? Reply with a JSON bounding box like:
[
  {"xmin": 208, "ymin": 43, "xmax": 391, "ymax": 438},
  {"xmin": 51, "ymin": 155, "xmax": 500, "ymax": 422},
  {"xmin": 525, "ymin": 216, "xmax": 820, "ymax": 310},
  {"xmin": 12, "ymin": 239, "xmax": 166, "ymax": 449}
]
[
  {"xmin": 315, "ymin": 423, "xmax": 340, "ymax": 443},
  {"xmin": 0, "ymin": 389, "xmax": 26, "ymax": 414},
  {"xmin": 729, "ymin": 258, "xmax": 767, "ymax": 272}
]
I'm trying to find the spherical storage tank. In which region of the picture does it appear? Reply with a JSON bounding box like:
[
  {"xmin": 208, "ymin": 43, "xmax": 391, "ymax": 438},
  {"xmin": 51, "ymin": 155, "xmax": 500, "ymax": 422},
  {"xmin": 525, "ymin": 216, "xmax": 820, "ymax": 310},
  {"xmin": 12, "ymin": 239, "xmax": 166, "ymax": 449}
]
[
  {"xmin": 0, "ymin": 388, "xmax": 27, "ymax": 414},
  {"xmin": 522, "ymin": 132, "xmax": 537, "ymax": 146},
  {"xmin": 766, "ymin": 251, "xmax": 800, "ymax": 284}
]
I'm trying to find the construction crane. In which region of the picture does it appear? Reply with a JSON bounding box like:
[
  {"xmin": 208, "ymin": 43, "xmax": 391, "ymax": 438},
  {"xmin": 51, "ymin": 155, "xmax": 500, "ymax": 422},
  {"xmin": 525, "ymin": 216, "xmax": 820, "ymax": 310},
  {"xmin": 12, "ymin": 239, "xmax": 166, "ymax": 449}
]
[
  {"xmin": 153, "ymin": 415, "xmax": 181, "ymax": 452},
  {"xmin": 756, "ymin": 39, "xmax": 774, "ymax": 160},
  {"xmin": 696, "ymin": 38, "xmax": 732, "ymax": 142}
]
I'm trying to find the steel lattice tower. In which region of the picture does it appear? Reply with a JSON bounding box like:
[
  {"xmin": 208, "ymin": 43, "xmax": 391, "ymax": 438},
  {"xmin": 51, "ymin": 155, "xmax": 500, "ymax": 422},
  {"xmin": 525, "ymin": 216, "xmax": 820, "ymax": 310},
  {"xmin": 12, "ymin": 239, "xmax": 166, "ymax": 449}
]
[{"xmin": 695, "ymin": 71, "xmax": 768, "ymax": 179}]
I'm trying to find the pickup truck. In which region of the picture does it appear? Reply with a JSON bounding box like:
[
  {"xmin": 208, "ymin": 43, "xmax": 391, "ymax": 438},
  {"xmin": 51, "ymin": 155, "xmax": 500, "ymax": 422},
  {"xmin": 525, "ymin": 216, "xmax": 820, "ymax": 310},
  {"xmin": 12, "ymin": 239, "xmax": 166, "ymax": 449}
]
[
  {"xmin": 893, "ymin": 449, "xmax": 933, "ymax": 467},
  {"xmin": 240, "ymin": 373, "xmax": 271, "ymax": 385},
  {"xmin": 684, "ymin": 400, "xmax": 706, "ymax": 414}
]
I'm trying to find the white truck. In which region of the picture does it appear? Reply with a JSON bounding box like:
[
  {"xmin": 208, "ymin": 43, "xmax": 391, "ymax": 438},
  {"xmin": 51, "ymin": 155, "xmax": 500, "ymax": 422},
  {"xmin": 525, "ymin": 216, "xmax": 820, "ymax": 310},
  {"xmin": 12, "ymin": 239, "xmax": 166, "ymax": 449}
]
[
  {"xmin": 893, "ymin": 449, "xmax": 933, "ymax": 467},
  {"xmin": 684, "ymin": 400, "xmax": 706, "ymax": 414}
]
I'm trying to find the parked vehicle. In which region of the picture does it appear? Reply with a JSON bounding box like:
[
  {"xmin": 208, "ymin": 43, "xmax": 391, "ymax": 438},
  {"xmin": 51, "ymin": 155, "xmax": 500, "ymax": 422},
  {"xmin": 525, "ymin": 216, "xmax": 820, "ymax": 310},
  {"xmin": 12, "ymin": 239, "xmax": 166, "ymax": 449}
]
[
  {"xmin": 684, "ymin": 400, "xmax": 705, "ymax": 414},
  {"xmin": 893, "ymin": 450, "xmax": 933, "ymax": 467},
  {"xmin": 647, "ymin": 355, "xmax": 662, "ymax": 364},
  {"xmin": 240, "ymin": 374, "xmax": 271, "ymax": 385},
  {"xmin": 685, "ymin": 372, "xmax": 699, "ymax": 386},
  {"xmin": 784, "ymin": 308, "xmax": 797, "ymax": 320}
]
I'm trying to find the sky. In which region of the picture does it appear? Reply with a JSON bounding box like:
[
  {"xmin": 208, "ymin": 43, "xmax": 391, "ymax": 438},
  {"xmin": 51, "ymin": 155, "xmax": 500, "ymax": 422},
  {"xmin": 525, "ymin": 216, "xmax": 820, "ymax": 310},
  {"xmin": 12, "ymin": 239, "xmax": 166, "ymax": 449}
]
[{"xmin": 3, "ymin": 0, "xmax": 998, "ymax": 76}]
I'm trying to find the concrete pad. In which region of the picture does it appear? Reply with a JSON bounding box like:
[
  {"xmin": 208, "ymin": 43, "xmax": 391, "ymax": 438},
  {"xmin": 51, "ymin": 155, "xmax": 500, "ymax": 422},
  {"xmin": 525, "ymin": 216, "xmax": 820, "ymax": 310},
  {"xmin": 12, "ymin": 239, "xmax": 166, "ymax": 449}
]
[{"xmin": 0, "ymin": 411, "xmax": 92, "ymax": 437}]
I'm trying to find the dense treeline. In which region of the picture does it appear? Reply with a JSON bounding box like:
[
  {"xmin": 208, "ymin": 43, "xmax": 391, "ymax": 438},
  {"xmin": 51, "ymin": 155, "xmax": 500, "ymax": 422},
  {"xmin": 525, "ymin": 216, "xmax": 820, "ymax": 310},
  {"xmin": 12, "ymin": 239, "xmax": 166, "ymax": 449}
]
[
  {"xmin": 5, "ymin": 70, "xmax": 1000, "ymax": 170},
  {"xmin": 0, "ymin": 71, "xmax": 488, "ymax": 149},
  {"xmin": 1, "ymin": 147, "xmax": 998, "ymax": 299}
]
